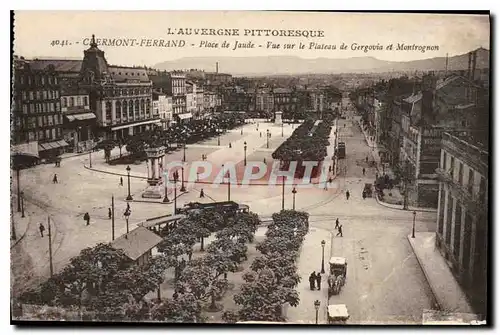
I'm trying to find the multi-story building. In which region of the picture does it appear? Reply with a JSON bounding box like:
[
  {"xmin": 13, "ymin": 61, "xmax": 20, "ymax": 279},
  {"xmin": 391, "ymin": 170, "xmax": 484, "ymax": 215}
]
[
  {"xmin": 273, "ymin": 88, "xmax": 293, "ymax": 116},
  {"xmin": 149, "ymin": 70, "xmax": 189, "ymax": 123},
  {"xmin": 435, "ymin": 132, "xmax": 488, "ymax": 318},
  {"xmin": 398, "ymin": 73, "xmax": 485, "ymax": 207},
  {"xmin": 203, "ymin": 91, "xmax": 218, "ymax": 115},
  {"xmin": 77, "ymin": 36, "xmax": 159, "ymax": 140},
  {"xmin": 60, "ymin": 84, "xmax": 96, "ymax": 153},
  {"xmin": 255, "ymin": 88, "xmax": 274, "ymax": 117},
  {"xmin": 12, "ymin": 57, "xmax": 68, "ymax": 159},
  {"xmin": 221, "ymin": 86, "xmax": 250, "ymax": 112},
  {"xmin": 195, "ymin": 85, "xmax": 205, "ymax": 119},
  {"xmin": 152, "ymin": 91, "xmax": 172, "ymax": 129},
  {"xmin": 186, "ymin": 81, "xmax": 197, "ymax": 118}
]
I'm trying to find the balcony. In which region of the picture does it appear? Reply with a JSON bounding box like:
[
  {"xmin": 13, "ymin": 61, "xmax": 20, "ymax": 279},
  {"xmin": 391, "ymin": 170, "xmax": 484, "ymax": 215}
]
[{"xmin": 436, "ymin": 168, "xmax": 486, "ymax": 213}]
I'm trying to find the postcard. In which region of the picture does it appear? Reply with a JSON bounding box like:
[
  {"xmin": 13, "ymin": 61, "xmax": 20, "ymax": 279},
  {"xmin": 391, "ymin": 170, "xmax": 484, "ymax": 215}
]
[{"xmin": 10, "ymin": 10, "xmax": 490, "ymax": 325}]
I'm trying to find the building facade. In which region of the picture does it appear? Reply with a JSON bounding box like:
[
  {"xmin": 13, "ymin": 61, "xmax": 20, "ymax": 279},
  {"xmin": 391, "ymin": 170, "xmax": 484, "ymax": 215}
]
[
  {"xmin": 12, "ymin": 57, "xmax": 68, "ymax": 159},
  {"xmin": 435, "ymin": 132, "xmax": 488, "ymax": 317},
  {"xmin": 150, "ymin": 70, "xmax": 189, "ymax": 123}
]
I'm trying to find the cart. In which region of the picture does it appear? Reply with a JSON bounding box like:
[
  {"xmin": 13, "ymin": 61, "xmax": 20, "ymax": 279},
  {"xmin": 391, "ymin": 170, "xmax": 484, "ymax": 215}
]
[
  {"xmin": 363, "ymin": 183, "xmax": 373, "ymax": 198},
  {"xmin": 328, "ymin": 257, "xmax": 347, "ymax": 296},
  {"xmin": 327, "ymin": 304, "xmax": 349, "ymax": 324}
]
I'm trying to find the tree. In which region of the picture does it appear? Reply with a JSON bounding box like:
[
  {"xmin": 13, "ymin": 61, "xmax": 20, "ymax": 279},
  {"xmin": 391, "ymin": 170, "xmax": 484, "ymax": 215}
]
[
  {"xmin": 234, "ymin": 268, "xmax": 299, "ymax": 322},
  {"xmin": 208, "ymin": 236, "xmax": 248, "ymax": 264},
  {"xmin": 150, "ymin": 294, "xmax": 204, "ymax": 323},
  {"xmin": 251, "ymin": 253, "xmax": 300, "ymax": 287},
  {"xmin": 187, "ymin": 209, "xmax": 224, "ymax": 251}
]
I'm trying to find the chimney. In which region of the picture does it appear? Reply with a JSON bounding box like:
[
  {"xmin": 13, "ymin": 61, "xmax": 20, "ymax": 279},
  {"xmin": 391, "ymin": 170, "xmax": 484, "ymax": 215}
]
[
  {"xmin": 216, "ymin": 62, "xmax": 219, "ymax": 74},
  {"xmin": 471, "ymin": 50, "xmax": 477, "ymax": 81},
  {"xmin": 445, "ymin": 53, "xmax": 449, "ymax": 77},
  {"xmin": 467, "ymin": 52, "xmax": 472, "ymax": 80}
]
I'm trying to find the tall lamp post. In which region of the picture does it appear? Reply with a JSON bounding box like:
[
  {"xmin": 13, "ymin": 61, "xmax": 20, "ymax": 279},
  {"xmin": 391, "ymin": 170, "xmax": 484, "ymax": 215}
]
[
  {"xmin": 183, "ymin": 142, "xmax": 187, "ymax": 162},
  {"xmin": 266, "ymin": 129, "xmax": 270, "ymax": 149},
  {"xmin": 281, "ymin": 178, "xmax": 285, "ymax": 211},
  {"xmin": 163, "ymin": 172, "xmax": 170, "ymax": 203},
  {"xmin": 124, "ymin": 207, "xmax": 131, "ymax": 234},
  {"xmin": 173, "ymin": 171, "xmax": 178, "ymax": 214},
  {"xmin": 243, "ymin": 141, "xmax": 247, "ymax": 166},
  {"xmin": 89, "ymin": 150, "xmax": 93, "ymax": 168},
  {"xmin": 314, "ymin": 300, "xmax": 320, "ymax": 324},
  {"xmin": 281, "ymin": 123, "xmax": 284, "ymax": 137},
  {"xmin": 412, "ymin": 211, "xmax": 416, "ymax": 238},
  {"xmin": 321, "ymin": 240, "xmax": 326, "ymax": 274},
  {"xmin": 20, "ymin": 191, "xmax": 25, "ymax": 218},
  {"xmin": 292, "ymin": 187, "xmax": 297, "ymax": 210},
  {"xmin": 126, "ymin": 165, "xmax": 133, "ymax": 201},
  {"xmin": 180, "ymin": 166, "xmax": 186, "ymax": 192}
]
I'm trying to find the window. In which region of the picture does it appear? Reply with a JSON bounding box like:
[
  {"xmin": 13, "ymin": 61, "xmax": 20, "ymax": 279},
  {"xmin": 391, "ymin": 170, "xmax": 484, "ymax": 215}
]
[
  {"xmin": 128, "ymin": 101, "xmax": 134, "ymax": 117},
  {"xmin": 28, "ymin": 131, "xmax": 35, "ymax": 141},
  {"xmin": 69, "ymin": 97, "xmax": 74, "ymax": 107},
  {"xmin": 42, "ymin": 91, "xmax": 47, "ymax": 100},
  {"xmin": 41, "ymin": 76, "xmax": 45, "ymax": 85},
  {"xmin": 458, "ymin": 162, "xmax": 463, "ymax": 185},
  {"xmin": 467, "ymin": 169, "xmax": 474, "ymax": 194},
  {"xmin": 23, "ymin": 104, "xmax": 28, "ymax": 114},
  {"xmin": 48, "ymin": 115, "xmax": 53, "ymax": 126},
  {"xmin": 22, "ymin": 92, "xmax": 27, "ymax": 100},
  {"xmin": 105, "ymin": 102, "xmax": 112, "ymax": 121},
  {"xmin": 45, "ymin": 129, "xmax": 50, "ymax": 140},
  {"xmin": 52, "ymin": 128, "xmax": 56, "ymax": 139},
  {"xmin": 38, "ymin": 130, "xmax": 44, "ymax": 140},
  {"xmin": 29, "ymin": 91, "xmax": 34, "ymax": 100},
  {"xmin": 449, "ymin": 156, "xmax": 455, "ymax": 179},
  {"xmin": 84, "ymin": 96, "xmax": 88, "ymax": 106},
  {"xmin": 36, "ymin": 91, "xmax": 41, "ymax": 100}
]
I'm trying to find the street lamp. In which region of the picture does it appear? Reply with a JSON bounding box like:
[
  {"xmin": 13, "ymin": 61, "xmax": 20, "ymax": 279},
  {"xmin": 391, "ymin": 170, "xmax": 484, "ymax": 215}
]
[
  {"xmin": 126, "ymin": 165, "xmax": 133, "ymax": 201},
  {"xmin": 314, "ymin": 300, "xmax": 321, "ymax": 324},
  {"xmin": 180, "ymin": 166, "xmax": 186, "ymax": 192},
  {"xmin": 173, "ymin": 171, "xmax": 178, "ymax": 214},
  {"xmin": 281, "ymin": 178, "xmax": 285, "ymax": 211},
  {"xmin": 244, "ymin": 141, "xmax": 247, "ymax": 166},
  {"xmin": 20, "ymin": 191, "xmax": 25, "ymax": 218},
  {"xmin": 89, "ymin": 150, "xmax": 92, "ymax": 168},
  {"xmin": 163, "ymin": 174, "xmax": 170, "ymax": 203},
  {"xmin": 266, "ymin": 129, "xmax": 270, "ymax": 149},
  {"xmin": 217, "ymin": 130, "xmax": 221, "ymax": 146},
  {"xmin": 124, "ymin": 207, "xmax": 131, "ymax": 234},
  {"xmin": 412, "ymin": 211, "xmax": 416, "ymax": 238},
  {"xmin": 292, "ymin": 187, "xmax": 297, "ymax": 210},
  {"xmin": 183, "ymin": 142, "xmax": 186, "ymax": 162},
  {"xmin": 321, "ymin": 240, "xmax": 326, "ymax": 274},
  {"xmin": 281, "ymin": 123, "xmax": 284, "ymax": 137}
]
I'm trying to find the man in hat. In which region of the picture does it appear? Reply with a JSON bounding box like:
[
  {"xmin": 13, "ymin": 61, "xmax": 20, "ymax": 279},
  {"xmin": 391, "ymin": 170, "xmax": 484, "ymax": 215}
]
[{"xmin": 309, "ymin": 271, "xmax": 316, "ymax": 290}]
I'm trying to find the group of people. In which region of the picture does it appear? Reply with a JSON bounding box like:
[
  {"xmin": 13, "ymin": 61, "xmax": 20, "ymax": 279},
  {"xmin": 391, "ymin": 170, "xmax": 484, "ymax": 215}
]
[{"xmin": 309, "ymin": 271, "xmax": 323, "ymax": 290}]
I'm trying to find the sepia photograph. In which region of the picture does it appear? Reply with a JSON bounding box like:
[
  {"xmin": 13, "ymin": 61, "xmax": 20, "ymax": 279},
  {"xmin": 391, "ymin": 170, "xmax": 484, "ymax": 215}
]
[{"xmin": 9, "ymin": 10, "xmax": 490, "ymax": 325}]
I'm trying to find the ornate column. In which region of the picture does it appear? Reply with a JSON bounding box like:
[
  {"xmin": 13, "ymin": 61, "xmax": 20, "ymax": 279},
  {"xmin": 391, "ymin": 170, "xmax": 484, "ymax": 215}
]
[{"xmin": 142, "ymin": 146, "xmax": 166, "ymax": 199}]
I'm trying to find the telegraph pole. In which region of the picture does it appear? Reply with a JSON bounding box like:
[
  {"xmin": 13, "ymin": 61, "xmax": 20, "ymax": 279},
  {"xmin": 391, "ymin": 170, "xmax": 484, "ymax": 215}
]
[
  {"xmin": 111, "ymin": 195, "xmax": 115, "ymax": 240},
  {"xmin": 48, "ymin": 216, "xmax": 54, "ymax": 277}
]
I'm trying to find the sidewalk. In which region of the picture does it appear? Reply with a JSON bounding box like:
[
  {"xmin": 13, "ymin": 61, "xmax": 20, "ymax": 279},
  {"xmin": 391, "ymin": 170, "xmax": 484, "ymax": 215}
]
[
  {"xmin": 10, "ymin": 198, "xmax": 31, "ymax": 249},
  {"xmin": 375, "ymin": 195, "xmax": 437, "ymax": 213},
  {"xmin": 407, "ymin": 233, "xmax": 475, "ymax": 315},
  {"xmin": 286, "ymin": 227, "xmax": 330, "ymax": 324}
]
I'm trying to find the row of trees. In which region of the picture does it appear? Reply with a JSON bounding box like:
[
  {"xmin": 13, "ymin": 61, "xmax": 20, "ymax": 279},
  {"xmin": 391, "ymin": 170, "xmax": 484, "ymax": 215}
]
[
  {"xmin": 272, "ymin": 117, "xmax": 333, "ymax": 163},
  {"xmin": 223, "ymin": 210, "xmax": 310, "ymax": 323},
  {"xmin": 18, "ymin": 209, "xmax": 261, "ymax": 322}
]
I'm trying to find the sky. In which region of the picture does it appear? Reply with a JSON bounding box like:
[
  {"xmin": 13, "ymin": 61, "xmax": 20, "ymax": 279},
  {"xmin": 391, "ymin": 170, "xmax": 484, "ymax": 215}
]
[{"xmin": 14, "ymin": 11, "xmax": 490, "ymax": 67}]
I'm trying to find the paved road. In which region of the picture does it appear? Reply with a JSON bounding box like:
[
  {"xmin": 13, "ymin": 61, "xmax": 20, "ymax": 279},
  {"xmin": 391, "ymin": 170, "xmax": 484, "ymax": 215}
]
[{"xmin": 299, "ymin": 102, "xmax": 438, "ymax": 324}]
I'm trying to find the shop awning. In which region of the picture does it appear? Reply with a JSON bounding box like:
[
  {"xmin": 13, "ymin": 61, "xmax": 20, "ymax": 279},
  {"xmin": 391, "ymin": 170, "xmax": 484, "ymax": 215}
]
[
  {"xmin": 177, "ymin": 113, "xmax": 193, "ymax": 120},
  {"xmin": 38, "ymin": 140, "xmax": 69, "ymax": 151},
  {"xmin": 11, "ymin": 142, "xmax": 39, "ymax": 158},
  {"xmin": 65, "ymin": 112, "xmax": 96, "ymax": 122}
]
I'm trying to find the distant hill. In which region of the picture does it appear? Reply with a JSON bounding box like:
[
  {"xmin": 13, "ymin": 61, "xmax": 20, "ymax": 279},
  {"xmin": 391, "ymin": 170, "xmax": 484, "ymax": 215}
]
[{"xmin": 153, "ymin": 48, "xmax": 489, "ymax": 76}]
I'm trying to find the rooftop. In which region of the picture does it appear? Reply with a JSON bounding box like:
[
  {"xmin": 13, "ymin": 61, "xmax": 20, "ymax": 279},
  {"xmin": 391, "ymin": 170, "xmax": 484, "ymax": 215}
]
[
  {"xmin": 110, "ymin": 226, "xmax": 163, "ymax": 261},
  {"xmin": 29, "ymin": 59, "xmax": 83, "ymax": 73}
]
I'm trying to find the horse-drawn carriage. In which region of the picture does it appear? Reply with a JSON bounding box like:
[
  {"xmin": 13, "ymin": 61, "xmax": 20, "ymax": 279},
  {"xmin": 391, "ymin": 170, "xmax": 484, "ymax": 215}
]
[
  {"xmin": 327, "ymin": 304, "xmax": 349, "ymax": 324},
  {"xmin": 328, "ymin": 256, "xmax": 347, "ymax": 296}
]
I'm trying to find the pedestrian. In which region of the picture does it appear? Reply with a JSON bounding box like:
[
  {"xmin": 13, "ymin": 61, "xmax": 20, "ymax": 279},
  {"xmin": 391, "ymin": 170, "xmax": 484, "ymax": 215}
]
[
  {"xmin": 108, "ymin": 208, "xmax": 112, "ymax": 219},
  {"xmin": 39, "ymin": 222, "xmax": 45, "ymax": 237},
  {"xmin": 328, "ymin": 177, "xmax": 333, "ymax": 184},
  {"xmin": 362, "ymin": 167, "xmax": 366, "ymax": 176},
  {"xmin": 329, "ymin": 165, "xmax": 332, "ymax": 173},
  {"xmin": 366, "ymin": 156, "xmax": 368, "ymax": 163},
  {"xmin": 52, "ymin": 174, "xmax": 58, "ymax": 184},
  {"xmin": 362, "ymin": 191, "xmax": 366, "ymax": 200},
  {"xmin": 336, "ymin": 225, "xmax": 343, "ymax": 237},
  {"xmin": 260, "ymin": 132, "xmax": 262, "ymax": 137},
  {"xmin": 120, "ymin": 177, "xmax": 123, "ymax": 186},
  {"xmin": 346, "ymin": 190, "xmax": 350, "ymax": 200},
  {"xmin": 83, "ymin": 212, "xmax": 90, "ymax": 226},
  {"xmin": 263, "ymin": 158, "xmax": 266, "ymax": 164},
  {"xmin": 316, "ymin": 272, "xmax": 322, "ymax": 290},
  {"xmin": 309, "ymin": 271, "xmax": 316, "ymax": 290},
  {"xmin": 335, "ymin": 218, "xmax": 340, "ymax": 229},
  {"xmin": 200, "ymin": 188, "xmax": 205, "ymax": 198},
  {"xmin": 126, "ymin": 202, "xmax": 130, "ymax": 212},
  {"xmin": 324, "ymin": 182, "xmax": 328, "ymax": 191},
  {"xmin": 229, "ymin": 143, "xmax": 232, "ymax": 148}
]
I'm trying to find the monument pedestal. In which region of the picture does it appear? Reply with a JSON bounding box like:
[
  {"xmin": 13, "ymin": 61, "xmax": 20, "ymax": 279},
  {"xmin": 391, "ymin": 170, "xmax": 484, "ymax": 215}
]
[
  {"xmin": 275, "ymin": 111, "xmax": 283, "ymax": 125},
  {"xmin": 142, "ymin": 146, "xmax": 166, "ymax": 199}
]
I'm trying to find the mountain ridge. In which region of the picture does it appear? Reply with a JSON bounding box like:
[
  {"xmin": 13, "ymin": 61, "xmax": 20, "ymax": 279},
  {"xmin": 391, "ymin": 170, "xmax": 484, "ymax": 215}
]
[{"xmin": 153, "ymin": 48, "xmax": 489, "ymax": 76}]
